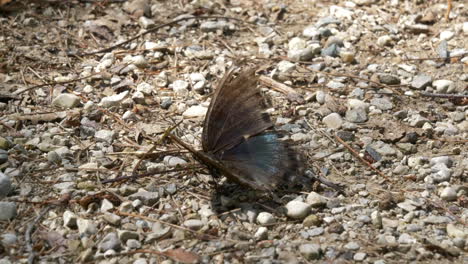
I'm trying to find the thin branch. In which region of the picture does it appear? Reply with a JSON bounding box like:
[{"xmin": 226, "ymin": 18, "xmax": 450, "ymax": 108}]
[{"xmin": 75, "ymin": 15, "xmax": 249, "ymax": 56}]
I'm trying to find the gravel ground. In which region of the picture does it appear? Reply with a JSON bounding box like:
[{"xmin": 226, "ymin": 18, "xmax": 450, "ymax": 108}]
[{"xmin": 0, "ymin": 0, "xmax": 467, "ymax": 263}]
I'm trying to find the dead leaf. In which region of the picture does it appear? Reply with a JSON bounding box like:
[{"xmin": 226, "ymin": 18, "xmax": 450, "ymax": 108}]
[{"xmin": 162, "ymin": 248, "xmax": 201, "ymax": 264}]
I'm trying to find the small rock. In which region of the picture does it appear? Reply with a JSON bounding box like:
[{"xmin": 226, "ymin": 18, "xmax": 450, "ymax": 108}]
[
  {"xmin": 182, "ymin": 105, "xmax": 208, "ymax": 118},
  {"xmin": 285, "ymin": 201, "xmax": 311, "ymax": 219},
  {"xmin": 200, "ymin": 21, "xmax": 232, "ymax": 32},
  {"xmin": 63, "ymin": 210, "xmax": 77, "ymax": 228},
  {"xmin": 138, "ymin": 16, "xmax": 154, "ymax": 29},
  {"xmin": 433, "ymin": 80, "xmax": 455, "ymax": 93},
  {"xmin": 172, "ymin": 80, "xmax": 189, "ymax": 95},
  {"xmin": 439, "ymin": 30, "xmax": 455, "ymax": 41},
  {"xmin": 340, "ymin": 51, "xmax": 355, "ymax": 63},
  {"xmin": 126, "ymin": 239, "xmax": 141, "ymax": 249},
  {"xmin": 326, "ymin": 80, "xmax": 345, "ymax": 90},
  {"xmin": 0, "ymin": 202, "xmax": 17, "ymax": 220},
  {"xmin": 371, "ymin": 211, "xmax": 382, "ymax": 228},
  {"xmin": 163, "ymin": 156, "xmax": 187, "ymax": 167},
  {"xmin": 0, "ymin": 149, "xmax": 8, "ymax": 164},
  {"xmin": 100, "ymin": 91, "xmax": 129, "ymax": 108},
  {"xmin": 0, "ymin": 172, "xmax": 12, "ymax": 198},
  {"xmin": 277, "ymin": 60, "xmax": 296, "ymax": 73},
  {"xmin": 411, "ymin": 74, "xmax": 432, "ymax": 90},
  {"xmin": 99, "ymin": 232, "xmax": 121, "ymax": 252},
  {"xmin": 117, "ymin": 230, "xmax": 139, "ymax": 243},
  {"xmin": 346, "ymin": 108, "xmax": 368, "ymax": 123},
  {"xmin": 299, "ymin": 243, "xmax": 321, "ymax": 260},
  {"xmin": 353, "ymin": 252, "xmax": 367, "ymax": 261},
  {"xmin": 437, "ymin": 40, "xmax": 449, "ymax": 58},
  {"xmin": 321, "ymin": 43, "xmax": 340, "ymax": 57},
  {"xmin": 423, "ymin": 215, "xmax": 451, "ymax": 224},
  {"xmin": 160, "ymin": 97, "xmax": 172, "ymax": 109},
  {"xmin": 136, "ymin": 82, "xmax": 154, "ymax": 95},
  {"xmin": 344, "ymin": 241, "xmax": 360, "ymax": 251},
  {"xmin": 184, "ymin": 219, "xmax": 204, "ymax": 230},
  {"xmin": 129, "ymin": 190, "xmax": 159, "ymax": 206},
  {"xmin": 447, "ymin": 223, "xmax": 467, "ymax": 239},
  {"xmin": 370, "ymin": 98, "xmax": 393, "ymax": 110},
  {"xmin": 378, "ymin": 74, "xmax": 400, "ymax": 85},
  {"xmin": 257, "ymin": 212, "xmax": 275, "ymax": 225},
  {"xmin": 254, "ymin": 227, "xmax": 268, "ymax": 240},
  {"xmin": 95, "ymin": 130, "xmax": 116, "ymax": 144},
  {"xmin": 303, "ymin": 215, "xmax": 322, "ymax": 227},
  {"xmin": 430, "ymin": 156, "xmax": 453, "ymax": 167},
  {"xmin": 52, "ymin": 94, "xmax": 81, "ymax": 109},
  {"xmin": 77, "ymin": 218, "xmax": 97, "ymax": 236},
  {"xmin": 398, "ymin": 233, "xmax": 416, "ymax": 244},
  {"xmin": 1, "ymin": 233, "xmax": 17, "ymax": 247},
  {"xmin": 291, "ymin": 133, "xmax": 308, "ymax": 142},
  {"xmin": 440, "ymin": 187, "xmax": 457, "ymax": 201},
  {"xmin": 377, "ymin": 35, "xmax": 392, "ymax": 46},
  {"xmin": 308, "ymin": 227, "xmax": 324, "ymax": 236},
  {"xmin": 306, "ymin": 192, "xmax": 328, "ymax": 207}
]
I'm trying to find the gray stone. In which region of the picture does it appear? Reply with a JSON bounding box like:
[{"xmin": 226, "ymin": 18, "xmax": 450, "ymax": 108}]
[
  {"xmin": 322, "ymin": 113, "xmax": 343, "ymax": 129},
  {"xmin": 370, "ymin": 98, "xmax": 393, "ymax": 110},
  {"xmin": 63, "ymin": 210, "xmax": 77, "ymax": 228},
  {"xmin": 129, "ymin": 190, "xmax": 159, "ymax": 206},
  {"xmin": 430, "ymin": 156, "xmax": 453, "ymax": 167},
  {"xmin": 353, "ymin": 252, "xmax": 367, "ymax": 261},
  {"xmin": 139, "ymin": 16, "xmax": 154, "ymax": 29},
  {"xmin": 103, "ymin": 213, "xmax": 121, "ymax": 225},
  {"xmin": 1, "ymin": 233, "xmax": 17, "ymax": 246},
  {"xmin": 172, "ymin": 80, "xmax": 189, "ymax": 95},
  {"xmin": 447, "ymin": 223, "xmax": 467, "ymax": 239},
  {"xmin": 321, "ymin": 43, "xmax": 340, "ymax": 57},
  {"xmin": 182, "ymin": 105, "xmax": 207, "ymax": 118},
  {"xmin": 371, "ymin": 211, "xmax": 382, "ymax": 228},
  {"xmin": 0, "ymin": 172, "xmax": 12, "ymax": 199},
  {"xmin": 254, "ymin": 226, "xmax": 268, "ymax": 240},
  {"xmin": 126, "ymin": 239, "xmax": 141, "ymax": 249},
  {"xmin": 423, "ymin": 215, "xmax": 451, "ymax": 224},
  {"xmin": 163, "ymin": 156, "xmax": 187, "ymax": 167},
  {"xmin": 99, "ymin": 232, "xmax": 121, "ymax": 252},
  {"xmin": 200, "ymin": 21, "xmax": 232, "ymax": 32},
  {"xmin": 326, "ymin": 80, "xmax": 345, "ymax": 90},
  {"xmin": 117, "ymin": 230, "xmax": 139, "ymax": 243},
  {"xmin": 299, "ymin": 243, "xmax": 321, "ymax": 260},
  {"xmin": 184, "ymin": 219, "xmax": 204, "ymax": 230},
  {"xmin": 440, "ymin": 187, "xmax": 457, "ymax": 201},
  {"xmin": 346, "ymin": 108, "xmax": 368, "ymax": 123},
  {"xmin": 437, "ymin": 40, "xmax": 449, "ymax": 58},
  {"xmin": 285, "ymin": 201, "xmax": 311, "ymax": 219},
  {"xmin": 378, "ymin": 74, "xmax": 400, "ymax": 85},
  {"xmin": 257, "ymin": 212, "xmax": 275, "ymax": 225},
  {"xmin": 411, "ymin": 74, "xmax": 432, "ymax": 90},
  {"xmin": 0, "ymin": 202, "xmax": 16, "ymax": 220},
  {"xmin": 100, "ymin": 91, "xmax": 129, "ymax": 108},
  {"xmin": 160, "ymin": 97, "xmax": 172, "ymax": 109},
  {"xmin": 345, "ymin": 241, "xmax": 360, "ymax": 250},
  {"xmin": 398, "ymin": 233, "xmax": 416, "ymax": 244},
  {"xmin": 0, "ymin": 149, "xmax": 7, "ymax": 164},
  {"xmin": 308, "ymin": 227, "xmax": 324, "ymax": 236},
  {"xmin": 277, "ymin": 60, "xmax": 296, "ymax": 73},
  {"xmin": 306, "ymin": 192, "xmax": 328, "ymax": 207},
  {"xmin": 77, "ymin": 218, "xmax": 97, "ymax": 236},
  {"xmin": 377, "ymin": 35, "xmax": 392, "ymax": 46},
  {"xmin": 433, "ymin": 80, "xmax": 455, "ymax": 93},
  {"xmin": 52, "ymin": 94, "xmax": 81, "ymax": 108},
  {"xmin": 315, "ymin": 17, "xmax": 341, "ymax": 28},
  {"xmin": 146, "ymin": 222, "xmax": 171, "ymax": 242},
  {"xmin": 95, "ymin": 130, "xmax": 116, "ymax": 144}
]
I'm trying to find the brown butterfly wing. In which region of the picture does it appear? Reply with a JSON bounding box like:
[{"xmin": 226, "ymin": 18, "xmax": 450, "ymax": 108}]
[
  {"xmin": 219, "ymin": 133, "xmax": 299, "ymax": 190},
  {"xmin": 201, "ymin": 68, "xmax": 273, "ymax": 154}
]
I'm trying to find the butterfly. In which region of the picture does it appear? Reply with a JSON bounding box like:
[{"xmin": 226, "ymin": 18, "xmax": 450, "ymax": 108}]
[{"xmin": 170, "ymin": 67, "xmax": 300, "ymax": 191}]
